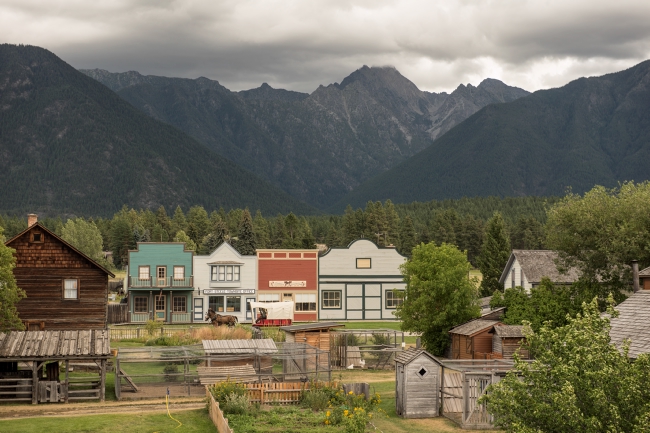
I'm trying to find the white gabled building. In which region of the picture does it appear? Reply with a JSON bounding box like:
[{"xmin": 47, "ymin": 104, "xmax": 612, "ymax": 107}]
[
  {"xmin": 499, "ymin": 250, "xmax": 580, "ymax": 292},
  {"xmin": 318, "ymin": 239, "xmax": 407, "ymax": 320},
  {"xmin": 193, "ymin": 242, "xmax": 257, "ymax": 323}
]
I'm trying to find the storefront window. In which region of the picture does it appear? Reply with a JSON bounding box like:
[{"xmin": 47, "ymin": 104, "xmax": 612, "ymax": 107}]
[
  {"xmin": 209, "ymin": 296, "xmax": 225, "ymax": 312},
  {"xmin": 226, "ymin": 296, "xmax": 241, "ymax": 312}
]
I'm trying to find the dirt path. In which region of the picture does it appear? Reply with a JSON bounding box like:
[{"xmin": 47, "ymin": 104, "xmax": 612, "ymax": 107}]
[{"xmin": 0, "ymin": 397, "xmax": 206, "ymax": 420}]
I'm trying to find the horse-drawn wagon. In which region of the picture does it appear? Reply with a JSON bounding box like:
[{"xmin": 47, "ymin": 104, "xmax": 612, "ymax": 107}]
[{"xmin": 250, "ymin": 301, "xmax": 294, "ymax": 327}]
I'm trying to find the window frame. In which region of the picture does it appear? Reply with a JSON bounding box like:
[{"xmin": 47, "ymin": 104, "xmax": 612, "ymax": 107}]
[
  {"xmin": 356, "ymin": 258, "xmax": 372, "ymax": 269},
  {"xmin": 295, "ymin": 293, "xmax": 317, "ymax": 311},
  {"xmin": 322, "ymin": 290, "xmax": 342, "ymax": 309},
  {"xmin": 172, "ymin": 296, "xmax": 187, "ymax": 313},
  {"xmin": 258, "ymin": 293, "xmax": 280, "ymax": 303},
  {"xmin": 30, "ymin": 232, "xmax": 44, "ymax": 243},
  {"xmin": 134, "ymin": 296, "xmax": 148, "ymax": 313},
  {"xmin": 226, "ymin": 296, "xmax": 241, "ymax": 312},
  {"xmin": 209, "ymin": 296, "xmax": 225, "ymax": 312},
  {"xmin": 210, "ymin": 265, "xmax": 241, "ymax": 282},
  {"xmin": 63, "ymin": 279, "xmax": 79, "ymax": 300},
  {"xmin": 138, "ymin": 266, "xmax": 150, "ymax": 280},
  {"xmin": 385, "ymin": 289, "xmax": 404, "ymax": 309},
  {"xmin": 173, "ymin": 266, "xmax": 185, "ymax": 280}
]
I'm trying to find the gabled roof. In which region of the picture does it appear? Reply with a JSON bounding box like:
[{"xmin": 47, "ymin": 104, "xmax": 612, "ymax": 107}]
[
  {"xmin": 449, "ymin": 320, "xmax": 500, "ymax": 337},
  {"xmin": 319, "ymin": 238, "xmax": 407, "ymax": 258},
  {"xmin": 279, "ymin": 322, "xmax": 344, "ymax": 332},
  {"xmin": 609, "ymin": 291, "xmax": 650, "ymax": 359},
  {"xmin": 5, "ymin": 223, "xmax": 114, "ymax": 278},
  {"xmin": 494, "ymin": 325, "xmax": 525, "ymax": 338},
  {"xmin": 0, "ymin": 330, "xmax": 110, "ymax": 359},
  {"xmin": 394, "ymin": 347, "xmax": 440, "ymax": 365},
  {"xmin": 499, "ymin": 250, "xmax": 580, "ymax": 285},
  {"xmin": 639, "ymin": 266, "xmax": 650, "ymax": 277}
]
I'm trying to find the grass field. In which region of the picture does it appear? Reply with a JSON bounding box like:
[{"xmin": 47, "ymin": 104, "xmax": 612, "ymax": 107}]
[{"xmin": 0, "ymin": 408, "xmax": 216, "ymax": 433}]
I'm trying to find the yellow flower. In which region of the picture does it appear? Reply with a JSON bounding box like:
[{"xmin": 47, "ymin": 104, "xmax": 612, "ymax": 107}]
[
  {"xmin": 349, "ymin": 391, "xmax": 354, "ymax": 395},
  {"xmin": 344, "ymin": 410, "xmax": 349, "ymax": 416},
  {"xmin": 326, "ymin": 411, "xmax": 330, "ymax": 417}
]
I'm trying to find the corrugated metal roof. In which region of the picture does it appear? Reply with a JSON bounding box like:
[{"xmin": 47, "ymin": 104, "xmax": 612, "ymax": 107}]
[
  {"xmin": 394, "ymin": 347, "xmax": 439, "ymax": 365},
  {"xmin": 279, "ymin": 322, "xmax": 344, "ymax": 332},
  {"xmin": 0, "ymin": 329, "xmax": 110, "ymax": 359},
  {"xmin": 202, "ymin": 338, "xmax": 278, "ymax": 354},
  {"xmin": 494, "ymin": 325, "xmax": 525, "ymax": 338},
  {"xmin": 609, "ymin": 291, "xmax": 650, "ymax": 358},
  {"xmin": 449, "ymin": 320, "xmax": 500, "ymax": 336}
]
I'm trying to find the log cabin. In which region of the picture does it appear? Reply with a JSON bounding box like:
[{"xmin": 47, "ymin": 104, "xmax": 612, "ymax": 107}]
[{"xmin": 5, "ymin": 214, "xmax": 114, "ymax": 330}]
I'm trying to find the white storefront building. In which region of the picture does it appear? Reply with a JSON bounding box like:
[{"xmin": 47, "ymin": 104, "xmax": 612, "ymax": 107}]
[{"xmin": 193, "ymin": 242, "xmax": 257, "ymax": 323}]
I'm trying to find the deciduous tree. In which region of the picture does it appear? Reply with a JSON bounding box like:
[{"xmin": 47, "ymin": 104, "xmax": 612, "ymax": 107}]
[{"xmin": 0, "ymin": 228, "xmax": 26, "ymax": 331}]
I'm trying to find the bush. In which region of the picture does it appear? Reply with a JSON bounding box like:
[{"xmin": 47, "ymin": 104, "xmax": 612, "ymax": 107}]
[
  {"xmin": 208, "ymin": 379, "xmax": 248, "ymax": 405},
  {"xmin": 163, "ymin": 364, "xmax": 179, "ymax": 381},
  {"xmin": 221, "ymin": 392, "xmax": 251, "ymax": 415},
  {"xmin": 300, "ymin": 389, "xmax": 330, "ymax": 411},
  {"xmin": 145, "ymin": 320, "xmax": 163, "ymax": 336}
]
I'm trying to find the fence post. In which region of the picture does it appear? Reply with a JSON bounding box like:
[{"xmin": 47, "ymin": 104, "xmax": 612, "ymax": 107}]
[{"xmin": 137, "ymin": 328, "xmax": 141, "ymax": 338}]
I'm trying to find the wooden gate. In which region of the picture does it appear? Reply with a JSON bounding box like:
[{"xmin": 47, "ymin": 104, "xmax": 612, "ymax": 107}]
[{"xmin": 108, "ymin": 304, "xmax": 129, "ymax": 324}]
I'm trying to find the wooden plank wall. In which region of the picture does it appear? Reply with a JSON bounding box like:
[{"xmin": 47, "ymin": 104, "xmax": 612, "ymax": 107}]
[
  {"xmin": 108, "ymin": 304, "xmax": 129, "ymax": 324},
  {"xmin": 442, "ymin": 371, "xmax": 463, "ymax": 413},
  {"xmin": 9, "ymin": 228, "xmax": 108, "ymax": 330}
]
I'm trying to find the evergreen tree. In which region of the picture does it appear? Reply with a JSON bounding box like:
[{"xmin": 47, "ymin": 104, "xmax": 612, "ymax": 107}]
[
  {"xmin": 156, "ymin": 206, "xmax": 171, "ymax": 233},
  {"xmin": 300, "ymin": 217, "xmax": 316, "ymax": 249},
  {"xmin": 325, "ymin": 225, "xmax": 341, "ymax": 248},
  {"xmin": 271, "ymin": 215, "xmax": 288, "ymax": 248},
  {"xmin": 398, "ymin": 215, "xmax": 417, "ymax": 256},
  {"xmin": 283, "ymin": 213, "xmax": 301, "ymax": 248},
  {"xmin": 253, "ymin": 210, "xmax": 270, "ymax": 249},
  {"xmin": 173, "ymin": 230, "xmax": 197, "ymax": 251},
  {"xmin": 477, "ymin": 212, "xmax": 511, "ymax": 296},
  {"xmin": 235, "ymin": 209, "xmax": 256, "ymax": 255},
  {"xmin": 110, "ymin": 216, "xmax": 134, "ymax": 268},
  {"xmin": 186, "ymin": 205, "xmax": 211, "ymax": 245},
  {"xmin": 342, "ymin": 205, "xmax": 360, "ymax": 245},
  {"xmin": 171, "ymin": 206, "xmax": 187, "ymax": 237},
  {"xmin": 384, "ymin": 199, "xmax": 401, "ymax": 246}
]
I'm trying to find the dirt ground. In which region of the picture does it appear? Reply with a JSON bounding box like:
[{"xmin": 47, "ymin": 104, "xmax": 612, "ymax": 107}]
[{"xmin": 0, "ymin": 397, "xmax": 206, "ymax": 420}]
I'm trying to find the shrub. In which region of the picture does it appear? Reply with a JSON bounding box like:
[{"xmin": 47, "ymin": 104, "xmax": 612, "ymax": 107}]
[
  {"xmin": 145, "ymin": 320, "xmax": 163, "ymax": 336},
  {"xmin": 163, "ymin": 364, "xmax": 179, "ymax": 381},
  {"xmin": 300, "ymin": 389, "xmax": 330, "ymax": 411},
  {"xmin": 208, "ymin": 379, "xmax": 248, "ymax": 405},
  {"xmin": 322, "ymin": 388, "xmax": 382, "ymax": 433},
  {"xmin": 221, "ymin": 392, "xmax": 251, "ymax": 415}
]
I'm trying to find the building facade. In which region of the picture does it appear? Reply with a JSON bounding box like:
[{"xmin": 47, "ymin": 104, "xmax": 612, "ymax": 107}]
[
  {"xmin": 127, "ymin": 243, "xmax": 193, "ymax": 323},
  {"xmin": 256, "ymin": 249, "xmax": 319, "ymax": 322},
  {"xmin": 5, "ymin": 215, "xmax": 114, "ymax": 330},
  {"xmin": 193, "ymin": 242, "xmax": 257, "ymax": 323},
  {"xmin": 318, "ymin": 239, "xmax": 406, "ymax": 320}
]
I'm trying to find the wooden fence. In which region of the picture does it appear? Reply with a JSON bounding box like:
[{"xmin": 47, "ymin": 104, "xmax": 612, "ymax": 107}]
[
  {"xmin": 109, "ymin": 325, "xmax": 208, "ymax": 340},
  {"xmin": 108, "ymin": 304, "xmax": 129, "ymax": 324},
  {"xmin": 206, "ymin": 387, "xmax": 234, "ymax": 433},
  {"xmin": 245, "ymin": 382, "xmax": 305, "ymax": 405}
]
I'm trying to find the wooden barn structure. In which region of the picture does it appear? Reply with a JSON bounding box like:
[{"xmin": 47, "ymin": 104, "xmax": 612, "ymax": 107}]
[
  {"xmin": 449, "ymin": 320, "xmax": 502, "ymax": 360},
  {"xmin": 202, "ymin": 339, "xmax": 277, "ymax": 375},
  {"xmin": 5, "ymin": 215, "xmax": 114, "ymax": 330},
  {"xmin": 394, "ymin": 348, "xmax": 442, "ymax": 419},
  {"xmin": 492, "ymin": 325, "xmax": 529, "ymax": 359},
  {"xmin": 280, "ymin": 322, "xmax": 343, "ymax": 351},
  {"xmin": 0, "ymin": 329, "xmax": 111, "ymax": 404}
]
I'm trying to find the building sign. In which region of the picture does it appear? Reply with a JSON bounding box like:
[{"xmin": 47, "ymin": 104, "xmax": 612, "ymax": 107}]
[
  {"xmin": 269, "ymin": 280, "xmax": 307, "ymax": 288},
  {"xmin": 203, "ymin": 289, "xmax": 256, "ymax": 295}
]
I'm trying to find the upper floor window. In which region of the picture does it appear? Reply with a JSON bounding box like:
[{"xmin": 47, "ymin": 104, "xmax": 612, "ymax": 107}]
[
  {"xmin": 63, "ymin": 279, "xmax": 78, "ymax": 299},
  {"xmin": 30, "ymin": 232, "xmax": 43, "ymax": 243},
  {"xmin": 173, "ymin": 266, "xmax": 185, "ymax": 280},
  {"xmin": 139, "ymin": 266, "xmax": 150, "ymax": 280},
  {"xmin": 356, "ymin": 258, "xmax": 371, "ymax": 269},
  {"xmin": 211, "ymin": 265, "xmax": 241, "ymax": 282},
  {"xmin": 258, "ymin": 294, "xmax": 279, "ymax": 303}
]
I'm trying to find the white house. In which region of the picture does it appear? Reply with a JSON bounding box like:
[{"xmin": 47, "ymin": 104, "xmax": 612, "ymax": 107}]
[
  {"xmin": 193, "ymin": 242, "xmax": 257, "ymax": 323},
  {"xmin": 499, "ymin": 250, "xmax": 580, "ymax": 292},
  {"xmin": 318, "ymin": 239, "xmax": 407, "ymax": 320}
]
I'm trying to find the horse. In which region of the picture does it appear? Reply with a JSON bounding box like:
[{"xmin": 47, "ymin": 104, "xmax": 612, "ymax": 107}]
[{"xmin": 205, "ymin": 308, "xmax": 238, "ymax": 328}]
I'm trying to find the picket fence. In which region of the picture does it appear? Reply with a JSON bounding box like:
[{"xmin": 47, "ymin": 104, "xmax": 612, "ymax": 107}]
[
  {"xmin": 109, "ymin": 326, "xmax": 206, "ymax": 340},
  {"xmin": 206, "ymin": 387, "xmax": 234, "ymax": 433}
]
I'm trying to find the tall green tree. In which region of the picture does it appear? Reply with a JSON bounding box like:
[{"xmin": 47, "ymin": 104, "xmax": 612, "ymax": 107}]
[
  {"xmin": 235, "ymin": 209, "xmax": 256, "ymax": 255},
  {"xmin": 60, "ymin": 218, "xmax": 105, "ymax": 262},
  {"xmin": 186, "ymin": 206, "xmax": 211, "ymax": 246},
  {"xmin": 477, "ymin": 212, "xmax": 511, "ymax": 296},
  {"xmin": 300, "ymin": 217, "xmax": 316, "ymax": 249},
  {"xmin": 283, "ymin": 213, "xmax": 301, "ymax": 248},
  {"xmin": 484, "ymin": 297, "xmax": 650, "ymax": 433},
  {"xmin": 173, "ymin": 230, "xmax": 197, "ymax": 251},
  {"xmin": 109, "ymin": 216, "xmax": 134, "ymax": 268},
  {"xmin": 171, "ymin": 206, "xmax": 187, "ymax": 237},
  {"xmin": 384, "ymin": 199, "xmax": 401, "ymax": 246},
  {"xmin": 253, "ymin": 210, "xmax": 270, "ymax": 249},
  {"xmin": 0, "ymin": 227, "xmax": 26, "ymax": 331},
  {"xmin": 398, "ymin": 215, "xmax": 417, "ymax": 256},
  {"xmin": 396, "ymin": 242, "xmax": 480, "ymax": 355}
]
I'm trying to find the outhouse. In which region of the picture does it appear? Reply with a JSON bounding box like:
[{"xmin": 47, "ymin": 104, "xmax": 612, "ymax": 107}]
[{"xmin": 394, "ymin": 347, "xmax": 442, "ymax": 418}]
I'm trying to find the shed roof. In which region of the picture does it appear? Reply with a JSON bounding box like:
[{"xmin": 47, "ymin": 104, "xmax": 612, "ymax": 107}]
[
  {"xmin": 279, "ymin": 322, "xmax": 344, "ymax": 332},
  {"xmin": 609, "ymin": 291, "xmax": 650, "ymax": 358},
  {"xmin": 0, "ymin": 330, "xmax": 110, "ymax": 360},
  {"xmin": 499, "ymin": 250, "xmax": 580, "ymax": 285},
  {"xmin": 494, "ymin": 325, "xmax": 525, "ymax": 338},
  {"xmin": 449, "ymin": 320, "xmax": 500, "ymax": 337},
  {"xmin": 202, "ymin": 339, "xmax": 278, "ymax": 354},
  {"xmin": 394, "ymin": 347, "xmax": 439, "ymax": 365},
  {"xmin": 639, "ymin": 266, "xmax": 650, "ymax": 277}
]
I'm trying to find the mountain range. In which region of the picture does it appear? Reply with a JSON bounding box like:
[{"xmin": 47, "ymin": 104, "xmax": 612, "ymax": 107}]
[
  {"xmin": 80, "ymin": 66, "xmax": 529, "ymax": 208},
  {"xmin": 336, "ymin": 60, "xmax": 650, "ymax": 209},
  {"xmin": 0, "ymin": 44, "xmax": 314, "ymax": 217}
]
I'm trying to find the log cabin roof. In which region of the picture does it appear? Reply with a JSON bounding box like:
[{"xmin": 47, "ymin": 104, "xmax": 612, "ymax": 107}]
[
  {"xmin": 5, "ymin": 222, "xmax": 115, "ymax": 278},
  {"xmin": 608, "ymin": 291, "xmax": 650, "ymax": 359},
  {"xmin": 639, "ymin": 266, "xmax": 650, "ymax": 276},
  {"xmin": 0, "ymin": 329, "xmax": 110, "ymax": 360},
  {"xmin": 394, "ymin": 347, "xmax": 440, "ymax": 365},
  {"xmin": 279, "ymin": 322, "xmax": 344, "ymax": 332},
  {"xmin": 499, "ymin": 250, "xmax": 580, "ymax": 285},
  {"xmin": 493, "ymin": 325, "xmax": 525, "ymax": 338},
  {"xmin": 449, "ymin": 320, "xmax": 500, "ymax": 337},
  {"xmin": 202, "ymin": 338, "xmax": 278, "ymax": 354}
]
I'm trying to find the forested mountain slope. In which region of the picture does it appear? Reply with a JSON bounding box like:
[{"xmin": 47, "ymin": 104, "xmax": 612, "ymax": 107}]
[
  {"xmin": 336, "ymin": 60, "xmax": 650, "ymax": 210},
  {"xmin": 81, "ymin": 66, "xmax": 528, "ymax": 208},
  {"xmin": 0, "ymin": 44, "xmax": 315, "ymax": 217}
]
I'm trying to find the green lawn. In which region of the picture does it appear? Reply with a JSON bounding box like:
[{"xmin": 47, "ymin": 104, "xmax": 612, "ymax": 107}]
[
  {"xmin": 0, "ymin": 408, "xmax": 216, "ymax": 433},
  {"xmin": 341, "ymin": 321, "xmax": 402, "ymax": 330}
]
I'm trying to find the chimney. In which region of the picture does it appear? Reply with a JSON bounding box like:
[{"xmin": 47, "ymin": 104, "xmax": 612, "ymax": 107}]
[
  {"xmin": 632, "ymin": 260, "xmax": 640, "ymax": 293},
  {"xmin": 27, "ymin": 214, "xmax": 38, "ymax": 228}
]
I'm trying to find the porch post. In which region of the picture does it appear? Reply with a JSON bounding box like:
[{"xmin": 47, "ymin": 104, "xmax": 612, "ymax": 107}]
[
  {"xmin": 149, "ymin": 290, "xmax": 153, "ymax": 321},
  {"xmin": 100, "ymin": 358, "xmax": 106, "ymax": 402},
  {"xmin": 31, "ymin": 361, "xmax": 38, "ymax": 405},
  {"xmin": 170, "ymin": 290, "xmax": 173, "ymax": 324},
  {"xmin": 64, "ymin": 360, "xmax": 69, "ymax": 403}
]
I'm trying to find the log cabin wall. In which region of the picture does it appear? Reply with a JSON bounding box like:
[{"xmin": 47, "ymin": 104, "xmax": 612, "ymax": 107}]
[{"xmin": 7, "ymin": 224, "xmax": 111, "ymax": 330}]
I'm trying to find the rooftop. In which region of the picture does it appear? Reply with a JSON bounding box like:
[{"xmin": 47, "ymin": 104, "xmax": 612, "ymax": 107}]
[
  {"xmin": 500, "ymin": 250, "xmax": 581, "ymax": 285},
  {"xmin": 279, "ymin": 322, "xmax": 344, "ymax": 332},
  {"xmin": 449, "ymin": 320, "xmax": 500, "ymax": 336},
  {"xmin": 0, "ymin": 330, "xmax": 110, "ymax": 360},
  {"xmin": 609, "ymin": 291, "xmax": 650, "ymax": 358}
]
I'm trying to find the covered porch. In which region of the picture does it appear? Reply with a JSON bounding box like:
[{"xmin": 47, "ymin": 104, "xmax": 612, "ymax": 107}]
[{"xmin": 128, "ymin": 288, "xmax": 194, "ymax": 324}]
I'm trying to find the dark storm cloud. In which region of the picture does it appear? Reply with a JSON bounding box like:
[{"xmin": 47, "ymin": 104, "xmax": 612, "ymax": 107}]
[{"xmin": 2, "ymin": 0, "xmax": 650, "ymax": 93}]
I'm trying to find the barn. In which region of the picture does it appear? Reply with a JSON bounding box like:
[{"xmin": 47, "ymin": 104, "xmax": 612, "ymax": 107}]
[
  {"xmin": 394, "ymin": 347, "xmax": 442, "ymax": 418},
  {"xmin": 449, "ymin": 320, "xmax": 501, "ymax": 360},
  {"xmin": 5, "ymin": 215, "xmax": 114, "ymax": 330}
]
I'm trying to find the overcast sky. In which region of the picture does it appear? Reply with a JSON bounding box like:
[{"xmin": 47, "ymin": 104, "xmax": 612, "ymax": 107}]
[{"xmin": 2, "ymin": 0, "xmax": 650, "ymax": 94}]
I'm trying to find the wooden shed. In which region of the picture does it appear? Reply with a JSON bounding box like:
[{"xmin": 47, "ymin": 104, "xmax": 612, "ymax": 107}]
[
  {"xmin": 202, "ymin": 339, "xmax": 277, "ymax": 375},
  {"xmin": 394, "ymin": 347, "xmax": 442, "ymax": 419},
  {"xmin": 0, "ymin": 329, "xmax": 111, "ymax": 404},
  {"xmin": 449, "ymin": 320, "xmax": 501, "ymax": 360},
  {"xmin": 279, "ymin": 322, "xmax": 343, "ymax": 352},
  {"xmin": 492, "ymin": 325, "xmax": 529, "ymax": 359},
  {"xmin": 5, "ymin": 215, "xmax": 114, "ymax": 330}
]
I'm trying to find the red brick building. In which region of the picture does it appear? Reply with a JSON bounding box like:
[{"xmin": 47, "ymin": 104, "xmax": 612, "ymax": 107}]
[{"xmin": 256, "ymin": 249, "xmax": 319, "ymax": 322}]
